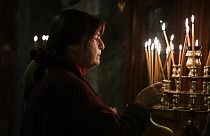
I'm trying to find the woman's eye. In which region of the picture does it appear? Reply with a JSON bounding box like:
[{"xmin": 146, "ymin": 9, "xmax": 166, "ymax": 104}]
[{"xmin": 93, "ymin": 36, "xmax": 99, "ymax": 41}]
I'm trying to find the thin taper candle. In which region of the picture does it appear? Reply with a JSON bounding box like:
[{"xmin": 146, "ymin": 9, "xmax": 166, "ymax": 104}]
[
  {"xmin": 178, "ymin": 44, "xmax": 182, "ymax": 65},
  {"xmin": 157, "ymin": 44, "xmax": 165, "ymax": 80},
  {"xmin": 145, "ymin": 42, "xmax": 152, "ymax": 85},
  {"xmin": 191, "ymin": 15, "xmax": 195, "ymax": 66},
  {"xmin": 151, "ymin": 43, "xmax": 154, "ymax": 84}
]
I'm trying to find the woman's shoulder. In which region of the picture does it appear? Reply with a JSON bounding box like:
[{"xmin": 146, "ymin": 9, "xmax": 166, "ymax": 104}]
[{"xmin": 44, "ymin": 68, "xmax": 84, "ymax": 86}]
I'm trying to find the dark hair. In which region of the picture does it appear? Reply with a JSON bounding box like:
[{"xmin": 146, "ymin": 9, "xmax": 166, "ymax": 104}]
[
  {"xmin": 31, "ymin": 8, "xmax": 105, "ymax": 66},
  {"xmin": 35, "ymin": 9, "xmax": 105, "ymax": 59}
]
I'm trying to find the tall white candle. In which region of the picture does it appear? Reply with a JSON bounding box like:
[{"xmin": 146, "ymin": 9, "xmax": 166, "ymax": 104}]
[
  {"xmin": 166, "ymin": 47, "xmax": 170, "ymax": 80},
  {"xmin": 162, "ymin": 23, "xmax": 170, "ymax": 49},
  {"xmin": 191, "ymin": 15, "xmax": 195, "ymax": 48},
  {"xmin": 191, "ymin": 15, "xmax": 195, "ymax": 66},
  {"xmin": 170, "ymin": 34, "xmax": 175, "ymax": 65},
  {"xmin": 151, "ymin": 43, "xmax": 155, "ymax": 84},
  {"xmin": 145, "ymin": 41, "xmax": 151, "ymax": 84},
  {"xmin": 158, "ymin": 43, "xmax": 165, "ymax": 80},
  {"xmin": 148, "ymin": 39, "xmax": 151, "ymax": 82},
  {"xmin": 154, "ymin": 37, "xmax": 159, "ymax": 83},
  {"xmin": 186, "ymin": 26, "xmax": 191, "ymax": 46}
]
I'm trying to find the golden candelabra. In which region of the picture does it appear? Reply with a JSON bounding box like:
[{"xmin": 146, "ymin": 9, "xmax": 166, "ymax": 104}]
[
  {"xmin": 144, "ymin": 15, "xmax": 210, "ymax": 135},
  {"xmin": 144, "ymin": 15, "xmax": 210, "ymax": 112}
]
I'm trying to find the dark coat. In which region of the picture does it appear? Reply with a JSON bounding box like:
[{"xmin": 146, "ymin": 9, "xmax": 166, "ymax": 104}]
[{"xmin": 21, "ymin": 59, "xmax": 150, "ymax": 136}]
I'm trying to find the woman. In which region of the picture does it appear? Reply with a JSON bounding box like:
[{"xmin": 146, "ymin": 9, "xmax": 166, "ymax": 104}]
[{"xmin": 21, "ymin": 8, "xmax": 163, "ymax": 136}]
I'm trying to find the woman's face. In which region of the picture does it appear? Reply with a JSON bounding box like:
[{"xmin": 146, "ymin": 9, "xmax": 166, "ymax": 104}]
[{"xmin": 83, "ymin": 30, "xmax": 105, "ymax": 68}]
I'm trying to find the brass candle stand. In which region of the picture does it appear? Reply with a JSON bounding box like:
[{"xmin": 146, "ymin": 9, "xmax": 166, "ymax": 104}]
[
  {"xmin": 186, "ymin": 47, "xmax": 202, "ymax": 77},
  {"xmin": 155, "ymin": 45, "xmax": 210, "ymax": 112}
]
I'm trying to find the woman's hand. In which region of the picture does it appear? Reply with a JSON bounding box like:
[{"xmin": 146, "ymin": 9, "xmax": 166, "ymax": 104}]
[{"xmin": 135, "ymin": 82, "xmax": 163, "ymax": 109}]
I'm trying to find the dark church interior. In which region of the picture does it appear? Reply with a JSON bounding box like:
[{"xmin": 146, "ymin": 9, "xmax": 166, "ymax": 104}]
[{"xmin": 0, "ymin": 0, "xmax": 210, "ymax": 135}]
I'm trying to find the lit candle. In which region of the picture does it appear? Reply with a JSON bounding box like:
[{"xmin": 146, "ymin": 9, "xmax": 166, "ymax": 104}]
[
  {"xmin": 186, "ymin": 26, "xmax": 191, "ymax": 47},
  {"xmin": 162, "ymin": 23, "xmax": 175, "ymax": 67},
  {"xmin": 185, "ymin": 18, "xmax": 189, "ymax": 28},
  {"xmin": 42, "ymin": 35, "xmax": 46, "ymax": 46},
  {"xmin": 33, "ymin": 35, "xmax": 38, "ymax": 48},
  {"xmin": 170, "ymin": 34, "xmax": 175, "ymax": 65},
  {"xmin": 166, "ymin": 47, "xmax": 170, "ymax": 80},
  {"xmin": 178, "ymin": 44, "xmax": 182, "ymax": 65},
  {"xmin": 185, "ymin": 18, "xmax": 191, "ymax": 47},
  {"xmin": 179, "ymin": 38, "xmax": 187, "ymax": 81},
  {"xmin": 145, "ymin": 41, "xmax": 151, "ymax": 84},
  {"xmin": 151, "ymin": 43, "xmax": 155, "ymax": 84},
  {"xmin": 191, "ymin": 15, "xmax": 195, "ymax": 66},
  {"xmin": 148, "ymin": 39, "xmax": 152, "ymax": 82},
  {"xmin": 195, "ymin": 39, "xmax": 198, "ymax": 48},
  {"xmin": 46, "ymin": 35, "xmax": 49, "ymax": 41},
  {"xmin": 154, "ymin": 37, "xmax": 159, "ymax": 83},
  {"xmin": 162, "ymin": 23, "xmax": 170, "ymax": 49},
  {"xmin": 157, "ymin": 43, "xmax": 165, "ymax": 80},
  {"xmin": 191, "ymin": 15, "xmax": 195, "ymax": 47}
]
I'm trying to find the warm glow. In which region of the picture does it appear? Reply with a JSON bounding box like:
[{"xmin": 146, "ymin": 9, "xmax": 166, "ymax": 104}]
[
  {"xmin": 34, "ymin": 36, "xmax": 38, "ymax": 42},
  {"xmin": 170, "ymin": 34, "xmax": 174, "ymax": 41},
  {"xmin": 191, "ymin": 15, "xmax": 195, "ymax": 23},
  {"xmin": 151, "ymin": 43, "xmax": 155, "ymax": 51},
  {"xmin": 162, "ymin": 23, "xmax": 166, "ymax": 31},
  {"xmin": 154, "ymin": 37, "xmax": 159, "ymax": 46},
  {"xmin": 185, "ymin": 18, "xmax": 189, "ymax": 28},
  {"xmin": 42, "ymin": 35, "xmax": 46, "ymax": 40},
  {"xmin": 195, "ymin": 39, "xmax": 198, "ymax": 46},
  {"xmin": 179, "ymin": 44, "xmax": 182, "ymax": 51},
  {"xmin": 148, "ymin": 39, "xmax": 151, "ymax": 47},
  {"xmin": 46, "ymin": 35, "xmax": 49, "ymax": 41},
  {"xmin": 145, "ymin": 41, "xmax": 148, "ymax": 48}
]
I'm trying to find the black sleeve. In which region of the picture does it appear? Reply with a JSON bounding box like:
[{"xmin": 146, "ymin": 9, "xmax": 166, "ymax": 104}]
[{"xmin": 120, "ymin": 103, "xmax": 150, "ymax": 136}]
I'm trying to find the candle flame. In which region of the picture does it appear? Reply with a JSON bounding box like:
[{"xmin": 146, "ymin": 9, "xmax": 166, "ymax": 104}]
[
  {"xmin": 42, "ymin": 35, "xmax": 46, "ymax": 40},
  {"xmin": 170, "ymin": 34, "xmax": 174, "ymax": 41},
  {"xmin": 148, "ymin": 39, "xmax": 151, "ymax": 47},
  {"xmin": 145, "ymin": 41, "xmax": 148, "ymax": 48},
  {"xmin": 151, "ymin": 43, "xmax": 155, "ymax": 51},
  {"xmin": 179, "ymin": 44, "xmax": 182, "ymax": 51},
  {"xmin": 46, "ymin": 35, "xmax": 49, "ymax": 41},
  {"xmin": 185, "ymin": 18, "xmax": 189, "ymax": 28},
  {"xmin": 162, "ymin": 23, "xmax": 165, "ymax": 31},
  {"xmin": 195, "ymin": 39, "xmax": 198, "ymax": 46},
  {"xmin": 154, "ymin": 37, "xmax": 159, "ymax": 46},
  {"xmin": 191, "ymin": 15, "xmax": 195, "ymax": 23},
  {"xmin": 34, "ymin": 36, "xmax": 38, "ymax": 42}
]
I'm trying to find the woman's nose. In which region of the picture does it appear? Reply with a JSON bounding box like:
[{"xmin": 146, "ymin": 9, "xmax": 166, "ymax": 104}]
[{"xmin": 99, "ymin": 39, "xmax": 105, "ymax": 50}]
